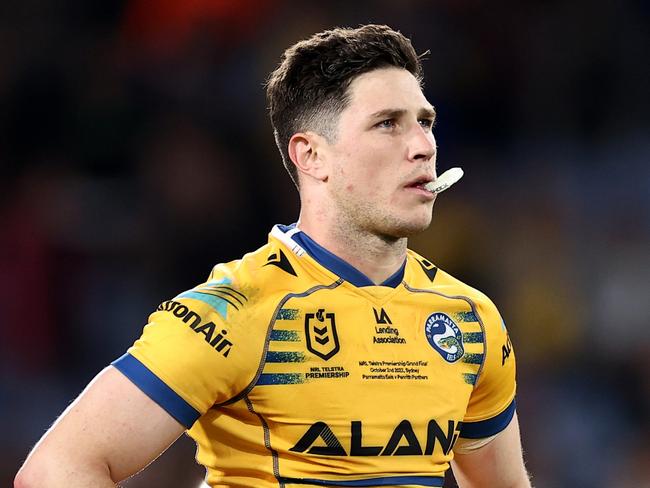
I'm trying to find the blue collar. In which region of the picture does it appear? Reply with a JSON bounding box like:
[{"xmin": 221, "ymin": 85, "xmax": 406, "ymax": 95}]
[{"xmin": 277, "ymin": 224, "xmax": 405, "ymax": 288}]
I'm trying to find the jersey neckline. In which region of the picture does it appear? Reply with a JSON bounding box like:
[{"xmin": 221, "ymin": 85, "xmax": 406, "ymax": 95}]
[{"xmin": 274, "ymin": 223, "xmax": 405, "ymax": 288}]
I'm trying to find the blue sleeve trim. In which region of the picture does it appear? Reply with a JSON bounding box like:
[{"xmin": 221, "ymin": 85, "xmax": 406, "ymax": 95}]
[
  {"xmin": 460, "ymin": 398, "xmax": 516, "ymax": 439},
  {"xmin": 112, "ymin": 353, "xmax": 201, "ymax": 429},
  {"xmin": 279, "ymin": 475, "xmax": 444, "ymax": 486}
]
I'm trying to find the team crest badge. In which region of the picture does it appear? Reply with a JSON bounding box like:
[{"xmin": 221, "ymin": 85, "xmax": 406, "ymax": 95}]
[
  {"xmin": 425, "ymin": 312, "xmax": 464, "ymax": 363},
  {"xmin": 305, "ymin": 309, "xmax": 340, "ymax": 360}
]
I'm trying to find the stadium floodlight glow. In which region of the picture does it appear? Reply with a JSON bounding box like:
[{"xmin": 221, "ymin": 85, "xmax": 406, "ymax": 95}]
[{"xmin": 424, "ymin": 167, "xmax": 464, "ymax": 194}]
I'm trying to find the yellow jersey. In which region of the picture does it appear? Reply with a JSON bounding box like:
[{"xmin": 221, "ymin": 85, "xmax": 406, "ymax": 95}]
[{"xmin": 113, "ymin": 224, "xmax": 517, "ymax": 487}]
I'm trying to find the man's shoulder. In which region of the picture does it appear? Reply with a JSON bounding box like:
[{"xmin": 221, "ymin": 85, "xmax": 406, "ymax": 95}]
[
  {"xmin": 209, "ymin": 234, "xmax": 306, "ymax": 288},
  {"xmin": 180, "ymin": 232, "xmax": 315, "ymax": 315},
  {"xmin": 405, "ymin": 248, "xmax": 495, "ymax": 310},
  {"xmin": 147, "ymin": 236, "xmax": 309, "ymax": 347}
]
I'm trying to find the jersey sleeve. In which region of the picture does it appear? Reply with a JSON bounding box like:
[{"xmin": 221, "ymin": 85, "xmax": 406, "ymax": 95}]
[
  {"xmin": 459, "ymin": 297, "xmax": 517, "ymax": 439},
  {"xmin": 112, "ymin": 279, "xmax": 257, "ymax": 428}
]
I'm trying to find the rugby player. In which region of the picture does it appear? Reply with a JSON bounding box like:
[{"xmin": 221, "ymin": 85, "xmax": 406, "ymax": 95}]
[{"xmin": 15, "ymin": 24, "xmax": 532, "ymax": 488}]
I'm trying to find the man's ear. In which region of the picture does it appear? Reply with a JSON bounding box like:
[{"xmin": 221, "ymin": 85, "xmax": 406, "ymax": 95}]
[{"xmin": 288, "ymin": 132, "xmax": 329, "ymax": 182}]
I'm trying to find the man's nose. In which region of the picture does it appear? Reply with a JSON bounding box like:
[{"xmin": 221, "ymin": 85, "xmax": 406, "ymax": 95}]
[{"xmin": 407, "ymin": 127, "xmax": 436, "ymax": 162}]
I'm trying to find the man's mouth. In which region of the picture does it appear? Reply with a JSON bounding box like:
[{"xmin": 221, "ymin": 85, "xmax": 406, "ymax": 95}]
[{"xmin": 406, "ymin": 175, "xmax": 434, "ymax": 190}]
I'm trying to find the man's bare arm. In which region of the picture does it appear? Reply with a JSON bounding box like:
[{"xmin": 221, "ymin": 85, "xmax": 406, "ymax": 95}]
[
  {"xmin": 452, "ymin": 412, "xmax": 532, "ymax": 488},
  {"xmin": 14, "ymin": 366, "xmax": 186, "ymax": 488}
]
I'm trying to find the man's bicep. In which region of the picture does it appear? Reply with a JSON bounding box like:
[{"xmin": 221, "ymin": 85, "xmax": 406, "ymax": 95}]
[
  {"xmin": 451, "ymin": 413, "xmax": 531, "ymax": 488},
  {"xmin": 21, "ymin": 366, "xmax": 186, "ymax": 484}
]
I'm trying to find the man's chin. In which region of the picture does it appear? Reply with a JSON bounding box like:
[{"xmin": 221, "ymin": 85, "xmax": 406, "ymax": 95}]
[
  {"xmin": 399, "ymin": 222, "xmax": 432, "ymax": 238},
  {"xmin": 377, "ymin": 217, "xmax": 433, "ymax": 240}
]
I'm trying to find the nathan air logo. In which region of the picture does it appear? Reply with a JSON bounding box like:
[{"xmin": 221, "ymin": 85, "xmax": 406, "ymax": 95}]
[
  {"xmin": 424, "ymin": 312, "xmax": 464, "ymax": 363},
  {"xmin": 265, "ymin": 249, "xmax": 297, "ymax": 276},
  {"xmin": 305, "ymin": 309, "xmax": 340, "ymax": 360},
  {"xmin": 290, "ymin": 418, "xmax": 461, "ymax": 457},
  {"xmin": 156, "ymin": 300, "xmax": 233, "ymax": 357}
]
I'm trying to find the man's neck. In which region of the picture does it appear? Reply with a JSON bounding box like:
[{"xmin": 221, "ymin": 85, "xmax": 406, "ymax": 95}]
[{"xmin": 297, "ymin": 218, "xmax": 407, "ymax": 285}]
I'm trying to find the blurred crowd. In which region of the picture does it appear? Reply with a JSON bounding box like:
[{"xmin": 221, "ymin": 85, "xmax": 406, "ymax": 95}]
[{"xmin": 1, "ymin": 1, "xmax": 649, "ymax": 487}]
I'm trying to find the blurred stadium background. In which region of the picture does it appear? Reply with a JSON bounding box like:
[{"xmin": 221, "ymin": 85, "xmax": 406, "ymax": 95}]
[{"xmin": 2, "ymin": 1, "xmax": 649, "ymax": 487}]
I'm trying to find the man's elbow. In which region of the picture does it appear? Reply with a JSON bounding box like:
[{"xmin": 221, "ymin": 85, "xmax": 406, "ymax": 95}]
[
  {"xmin": 14, "ymin": 455, "xmax": 116, "ymax": 488},
  {"xmin": 14, "ymin": 459, "xmax": 47, "ymax": 488},
  {"xmin": 503, "ymin": 473, "xmax": 533, "ymax": 488}
]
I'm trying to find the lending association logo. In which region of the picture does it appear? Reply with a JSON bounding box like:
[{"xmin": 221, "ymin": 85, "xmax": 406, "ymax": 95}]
[
  {"xmin": 425, "ymin": 312, "xmax": 464, "ymax": 363},
  {"xmin": 305, "ymin": 309, "xmax": 340, "ymax": 360}
]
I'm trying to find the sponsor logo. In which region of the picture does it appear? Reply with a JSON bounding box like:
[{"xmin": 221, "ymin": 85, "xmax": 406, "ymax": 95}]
[
  {"xmin": 372, "ymin": 307, "xmax": 406, "ymax": 344},
  {"xmin": 372, "ymin": 328, "xmax": 405, "ymax": 344},
  {"xmin": 502, "ymin": 335, "xmax": 512, "ymax": 366},
  {"xmin": 305, "ymin": 366, "xmax": 350, "ymax": 379},
  {"xmin": 373, "ymin": 307, "xmax": 392, "ymax": 324},
  {"xmin": 305, "ymin": 309, "xmax": 340, "ymax": 360},
  {"xmin": 425, "ymin": 312, "xmax": 464, "ymax": 363},
  {"xmin": 418, "ymin": 259, "xmax": 438, "ymax": 282},
  {"xmin": 290, "ymin": 419, "xmax": 461, "ymax": 457},
  {"xmin": 156, "ymin": 300, "xmax": 233, "ymax": 357},
  {"xmin": 265, "ymin": 249, "xmax": 297, "ymax": 276}
]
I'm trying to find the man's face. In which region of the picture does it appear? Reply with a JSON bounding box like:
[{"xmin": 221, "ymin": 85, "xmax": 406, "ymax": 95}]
[{"xmin": 322, "ymin": 67, "xmax": 438, "ymax": 239}]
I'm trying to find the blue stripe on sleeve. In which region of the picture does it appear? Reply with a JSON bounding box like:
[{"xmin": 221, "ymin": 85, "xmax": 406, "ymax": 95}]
[
  {"xmin": 112, "ymin": 353, "xmax": 201, "ymax": 428},
  {"xmin": 460, "ymin": 398, "xmax": 516, "ymax": 439},
  {"xmin": 279, "ymin": 475, "xmax": 444, "ymax": 486}
]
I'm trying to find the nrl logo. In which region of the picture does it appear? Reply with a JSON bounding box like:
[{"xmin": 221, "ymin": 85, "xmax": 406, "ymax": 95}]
[{"xmin": 305, "ymin": 309, "xmax": 340, "ymax": 361}]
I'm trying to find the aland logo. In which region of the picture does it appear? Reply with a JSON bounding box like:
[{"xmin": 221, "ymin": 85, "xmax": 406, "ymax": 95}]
[
  {"xmin": 425, "ymin": 312, "xmax": 464, "ymax": 363},
  {"xmin": 305, "ymin": 309, "xmax": 340, "ymax": 361}
]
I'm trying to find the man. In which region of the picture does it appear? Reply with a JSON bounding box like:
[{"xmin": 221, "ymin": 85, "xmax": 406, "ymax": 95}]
[{"xmin": 15, "ymin": 25, "xmax": 531, "ymax": 488}]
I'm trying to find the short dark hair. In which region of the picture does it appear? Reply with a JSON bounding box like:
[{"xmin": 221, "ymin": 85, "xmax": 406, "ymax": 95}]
[{"xmin": 266, "ymin": 24, "xmax": 424, "ymax": 188}]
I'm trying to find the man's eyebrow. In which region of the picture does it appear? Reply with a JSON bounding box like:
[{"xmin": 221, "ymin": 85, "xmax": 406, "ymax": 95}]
[
  {"xmin": 420, "ymin": 106, "xmax": 437, "ymax": 120},
  {"xmin": 369, "ymin": 108, "xmax": 406, "ymax": 120},
  {"xmin": 369, "ymin": 107, "xmax": 437, "ymax": 120}
]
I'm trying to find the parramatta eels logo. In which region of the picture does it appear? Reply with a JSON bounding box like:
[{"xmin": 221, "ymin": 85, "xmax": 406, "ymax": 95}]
[
  {"xmin": 425, "ymin": 312, "xmax": 464, "ymax": 363},
  {"xmin": 305, "ymin": 309, "xmax": 340, "ymax": 361}
]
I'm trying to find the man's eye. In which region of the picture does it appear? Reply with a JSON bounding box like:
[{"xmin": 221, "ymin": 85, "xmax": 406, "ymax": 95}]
[
  {"xmin": 376, "ymin": 119, "xmax": 396, "ymax": 129},
  {"xmin": 419, "ymin": 119, "xmax": 435, "ymax": 130}
]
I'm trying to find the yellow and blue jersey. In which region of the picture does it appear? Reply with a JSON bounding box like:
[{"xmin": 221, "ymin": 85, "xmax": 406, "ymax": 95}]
[{"xmin": 113, "ymin": 224, "xmax": 517, "ymax": 487}]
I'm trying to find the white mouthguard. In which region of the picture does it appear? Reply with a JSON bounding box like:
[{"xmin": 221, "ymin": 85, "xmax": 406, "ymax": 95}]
[{"xmin": 424, "ymin": 167, "xmax": 464, "ymax": 194}]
